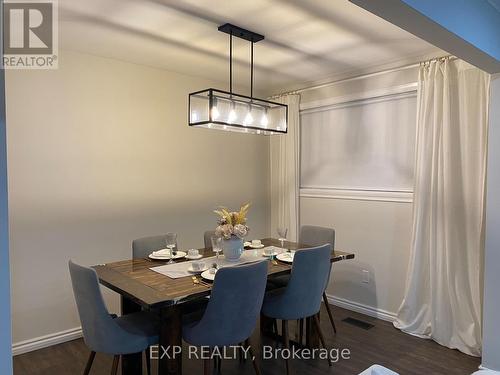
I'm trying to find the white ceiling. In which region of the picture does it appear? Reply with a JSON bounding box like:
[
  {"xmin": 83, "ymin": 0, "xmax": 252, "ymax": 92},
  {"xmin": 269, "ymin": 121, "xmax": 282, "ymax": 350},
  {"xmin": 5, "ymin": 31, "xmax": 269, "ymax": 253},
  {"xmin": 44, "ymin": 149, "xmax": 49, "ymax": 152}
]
[{"xmin": 59, "ymin": 0, "xmax": 444, "ymax": 96}]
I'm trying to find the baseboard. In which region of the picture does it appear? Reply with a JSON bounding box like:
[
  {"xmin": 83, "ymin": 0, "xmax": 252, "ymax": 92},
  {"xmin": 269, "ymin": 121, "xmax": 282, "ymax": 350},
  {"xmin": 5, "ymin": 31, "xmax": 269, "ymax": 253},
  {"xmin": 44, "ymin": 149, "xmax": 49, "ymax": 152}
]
[
  {"xmin": 12, "ymin": 327, "xmax": 82, "ymax": 356},
  {"xmin": 325, "ymin": 293, "xmax": 397, "ymax": 322},
  {"xmin": 12, "ymin": 297, "xmax": 396, "ymax": 356}
]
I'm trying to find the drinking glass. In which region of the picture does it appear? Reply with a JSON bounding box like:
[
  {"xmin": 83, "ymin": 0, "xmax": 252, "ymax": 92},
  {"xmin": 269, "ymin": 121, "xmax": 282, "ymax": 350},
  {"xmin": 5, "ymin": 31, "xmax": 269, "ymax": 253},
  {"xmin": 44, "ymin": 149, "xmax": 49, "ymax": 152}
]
[
  {"xmin": 165, "ymin": 232, "xmax": 177, "ymax": 264},
  {"xmin": 277, "ymin": 227, "xmax": 288, "ymax": 251},
  {"xmin": 211, "ymin": 235, "xmax": 223, "ymax": 265}
]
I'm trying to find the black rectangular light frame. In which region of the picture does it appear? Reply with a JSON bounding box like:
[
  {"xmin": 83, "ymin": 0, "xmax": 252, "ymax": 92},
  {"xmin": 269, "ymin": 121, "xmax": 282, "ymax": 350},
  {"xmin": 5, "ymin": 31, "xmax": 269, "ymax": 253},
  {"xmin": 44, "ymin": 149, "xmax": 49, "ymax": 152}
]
[{"xmin": 188, "ymin": 88, "xmax": 288, "ymax": 135}]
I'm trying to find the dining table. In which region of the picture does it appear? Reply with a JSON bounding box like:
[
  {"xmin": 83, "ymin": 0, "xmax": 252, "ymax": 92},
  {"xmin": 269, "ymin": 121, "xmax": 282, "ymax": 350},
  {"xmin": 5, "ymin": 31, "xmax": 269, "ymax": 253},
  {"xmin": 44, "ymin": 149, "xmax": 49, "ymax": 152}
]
[{"xmin": 93, "ymin": 238, "xmax": 355, "ymax": 375}]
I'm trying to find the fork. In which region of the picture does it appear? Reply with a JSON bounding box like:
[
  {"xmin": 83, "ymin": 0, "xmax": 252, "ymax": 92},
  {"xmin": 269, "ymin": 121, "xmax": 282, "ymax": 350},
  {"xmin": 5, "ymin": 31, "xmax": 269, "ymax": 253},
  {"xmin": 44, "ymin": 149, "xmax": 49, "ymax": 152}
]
[{"xmin": 192, "ymin": 276, "xmax": 211, "ymax": 287}]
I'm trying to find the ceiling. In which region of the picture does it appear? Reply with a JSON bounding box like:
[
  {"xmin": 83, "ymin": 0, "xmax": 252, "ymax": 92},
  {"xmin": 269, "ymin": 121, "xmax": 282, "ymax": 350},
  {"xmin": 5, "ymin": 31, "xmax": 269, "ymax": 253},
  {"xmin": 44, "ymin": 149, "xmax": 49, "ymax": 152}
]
[{"xmin": 59, "ymin": 0, "xmax": 444, "ymax": 96}]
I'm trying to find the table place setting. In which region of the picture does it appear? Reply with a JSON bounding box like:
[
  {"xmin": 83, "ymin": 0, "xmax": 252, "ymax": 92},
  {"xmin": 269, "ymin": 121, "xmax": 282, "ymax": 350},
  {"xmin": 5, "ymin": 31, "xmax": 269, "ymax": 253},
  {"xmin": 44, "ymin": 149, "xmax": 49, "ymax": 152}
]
[
  {"xmin": 276, "ymin": 251, "xmax": 295, "ymax": 263},
  {"xmin": 244, "ymin": 239, "xmax": 265, "ymax": 249},
  {"xmin": 149, "ymin": 246, "xmax": 293, "ymax": 280},
  {"xmin": 148, "ymin": 249, "xmax": 187, "ymax": 261}
]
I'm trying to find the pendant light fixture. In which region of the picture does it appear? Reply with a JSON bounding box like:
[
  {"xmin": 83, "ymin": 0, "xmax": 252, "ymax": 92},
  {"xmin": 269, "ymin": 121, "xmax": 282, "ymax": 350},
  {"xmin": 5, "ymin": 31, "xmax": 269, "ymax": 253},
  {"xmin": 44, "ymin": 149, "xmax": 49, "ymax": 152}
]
[{"xmin": 188, "ymin": 23, "xmax": 288, "ymax": 135}]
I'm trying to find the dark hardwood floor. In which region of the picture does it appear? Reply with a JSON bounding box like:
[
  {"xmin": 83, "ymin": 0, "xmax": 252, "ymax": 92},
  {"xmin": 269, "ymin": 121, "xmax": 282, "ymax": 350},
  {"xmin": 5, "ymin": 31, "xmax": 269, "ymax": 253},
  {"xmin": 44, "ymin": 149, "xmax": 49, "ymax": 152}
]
[{"xmin": 13, "ymin": 305, "xmax": 480, "ymax": 375}]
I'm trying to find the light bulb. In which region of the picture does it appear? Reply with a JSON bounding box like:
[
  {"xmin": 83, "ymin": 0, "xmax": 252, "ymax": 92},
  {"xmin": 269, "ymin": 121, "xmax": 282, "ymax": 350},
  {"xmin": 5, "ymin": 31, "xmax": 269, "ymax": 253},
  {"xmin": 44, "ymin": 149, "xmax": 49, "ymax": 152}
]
[
  {"xmin": 211, "ymin": 106, "xmax": 220, "ymax": 120},
  {"xmin": 228, "ymin": 109, "xmax": 237, "ymax": 123},
  {"xmin": 191, "ymin": 111, "xmax": 198, "ymax": 122},
  {"xmin": 244, "ymin": 111, "xmax": 253, "ymax": 126},
  {"xmin": 260, "ymin": 113, "xmax": 268, "ymax": 127}
]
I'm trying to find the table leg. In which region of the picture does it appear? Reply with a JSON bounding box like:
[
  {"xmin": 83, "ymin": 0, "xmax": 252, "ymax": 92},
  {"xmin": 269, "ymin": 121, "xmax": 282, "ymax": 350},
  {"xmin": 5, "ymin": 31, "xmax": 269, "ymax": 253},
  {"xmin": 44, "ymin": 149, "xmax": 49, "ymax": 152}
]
[
  {"xmin": 120, "ymin": 296, "xmax": 143, "ymax": 375},
  {"xmin": 260, "ymin": 313, "xmax": 275, "ymax": 335},
  {"xmin": 159, "ymin": 305, "xmax": 182, "ymax": 375}
]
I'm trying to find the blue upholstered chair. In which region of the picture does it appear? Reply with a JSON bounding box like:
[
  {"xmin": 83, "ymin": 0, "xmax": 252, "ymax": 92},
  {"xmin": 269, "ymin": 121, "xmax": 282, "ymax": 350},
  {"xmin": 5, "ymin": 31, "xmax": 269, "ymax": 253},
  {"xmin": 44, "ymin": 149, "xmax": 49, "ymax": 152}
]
[
  {"xmin": 132, "ymin": 234, "xmax": 170, "ymax": 259},
  {"xmin": 69, "ymin": 261, "xmax": 158, "ymax": 375},
  {"xmin": 262, "ymin": 244, "xmax": 333, "ymax": 374},
  {"xmin": 183, "ymin": 261, "xmax": 268, "ymax": 375},
  {"xmin": 203, "ymin": 230, "xmax": 216, "ymax": 250},
  {"xmin": 269, "ymin": 225, "xmax": 337, "ymax": 333}
]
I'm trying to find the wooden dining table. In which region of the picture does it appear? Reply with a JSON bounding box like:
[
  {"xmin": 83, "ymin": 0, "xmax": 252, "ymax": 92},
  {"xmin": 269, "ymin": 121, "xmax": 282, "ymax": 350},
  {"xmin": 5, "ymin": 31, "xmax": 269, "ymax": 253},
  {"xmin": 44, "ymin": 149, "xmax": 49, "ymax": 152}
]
[{"xmin": 93, "ymin": 238, "xmax": 355, "ymax": 375}]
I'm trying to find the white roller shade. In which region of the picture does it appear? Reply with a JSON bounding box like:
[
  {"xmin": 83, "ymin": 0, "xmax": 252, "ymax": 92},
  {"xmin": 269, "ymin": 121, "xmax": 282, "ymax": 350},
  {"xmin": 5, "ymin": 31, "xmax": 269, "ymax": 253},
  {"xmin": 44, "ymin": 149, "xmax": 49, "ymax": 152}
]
[{"xmin": 300, "ymin": 93, "xmax": 417, "ymax": 192}]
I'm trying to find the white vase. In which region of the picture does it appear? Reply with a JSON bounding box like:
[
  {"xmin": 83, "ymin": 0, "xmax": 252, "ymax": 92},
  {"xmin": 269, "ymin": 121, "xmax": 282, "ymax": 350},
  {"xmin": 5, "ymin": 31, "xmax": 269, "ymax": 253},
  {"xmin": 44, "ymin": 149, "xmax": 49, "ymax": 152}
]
[{"xmin": 222, "ymin": 236, "xmax": 244, "ymax": 261}]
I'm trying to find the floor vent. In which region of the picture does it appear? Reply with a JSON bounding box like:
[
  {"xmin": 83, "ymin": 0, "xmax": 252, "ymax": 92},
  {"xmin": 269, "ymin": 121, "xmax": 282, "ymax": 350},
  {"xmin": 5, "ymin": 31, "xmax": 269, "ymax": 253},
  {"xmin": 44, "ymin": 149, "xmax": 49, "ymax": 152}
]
[{"xmin": 342, "ymin": 317, "xmax": 375, "ymax": 330}]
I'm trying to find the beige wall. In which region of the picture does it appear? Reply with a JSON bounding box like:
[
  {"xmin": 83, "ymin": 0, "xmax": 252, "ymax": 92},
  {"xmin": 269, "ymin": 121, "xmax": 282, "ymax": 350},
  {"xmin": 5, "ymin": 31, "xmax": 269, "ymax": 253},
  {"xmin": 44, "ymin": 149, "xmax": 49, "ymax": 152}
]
[
  {"xmin": 6, "ymin": 50, "xmax": 270, "ymax": 345},
  {"xmin": 299, "ymin": 67, "xmax": 418, "ymax": 318}
]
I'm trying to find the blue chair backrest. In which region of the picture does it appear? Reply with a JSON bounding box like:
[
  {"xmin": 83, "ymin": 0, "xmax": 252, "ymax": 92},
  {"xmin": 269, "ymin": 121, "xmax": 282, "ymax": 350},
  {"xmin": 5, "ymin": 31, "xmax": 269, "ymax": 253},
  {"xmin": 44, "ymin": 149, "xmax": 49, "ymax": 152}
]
[
  {"xmin": 68, "ymin": 261, "xmax": 145, "ymax": 354},
  {"xmin": 273, "ymin": 244, "xmax": 332, "ymax": 319},
  {"xmin": 132, "ymin": 235, "xmax": 168, "ymax": 259},
  {"xmin": 190, "ymin": 261, "xmax": 268, "ymax": 347},
  {"xmin": 300, "ymin": 225, "xmax": 335, "ymax": 248},
  {"xmin": 300, "ymin": 225, "xmax": 335, "ymax": 288}
]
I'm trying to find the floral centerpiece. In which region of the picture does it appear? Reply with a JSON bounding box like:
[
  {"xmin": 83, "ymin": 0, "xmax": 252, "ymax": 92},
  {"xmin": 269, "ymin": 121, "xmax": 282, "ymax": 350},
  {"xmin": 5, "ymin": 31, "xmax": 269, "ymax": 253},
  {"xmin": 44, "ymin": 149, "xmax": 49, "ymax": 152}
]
[{"xmin": 214, "ymin": 203, "xmax": 250, "ymax": 261}]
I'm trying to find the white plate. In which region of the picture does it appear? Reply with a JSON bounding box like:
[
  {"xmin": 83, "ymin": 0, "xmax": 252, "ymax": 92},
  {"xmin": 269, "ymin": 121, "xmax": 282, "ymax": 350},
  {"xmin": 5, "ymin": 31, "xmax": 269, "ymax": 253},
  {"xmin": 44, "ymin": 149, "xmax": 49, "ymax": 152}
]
[
  {"xmin": 201, "ymin": 269, "xmax": 217, "ymax": 281},
  {"xmin": 262, "ymin": 251, "xmax": 279, "ymax": 257},
  {"xmin": 185, "ymin": 254, "xmax": 203, "ymax": 260},
  {"xmin": 276, "ymin": 252, "xmax": 294, "ymax": 263},
  {"xmin": 149, "ymin": 250, "xmax": 187, "ymax": 260},
  {"xmin": 188, "ymin": 264, "xmax": 209, "ymax": 273},
  {"xmin": 250, "ymin": 244, "xmax": 265, "ymax": 249}
]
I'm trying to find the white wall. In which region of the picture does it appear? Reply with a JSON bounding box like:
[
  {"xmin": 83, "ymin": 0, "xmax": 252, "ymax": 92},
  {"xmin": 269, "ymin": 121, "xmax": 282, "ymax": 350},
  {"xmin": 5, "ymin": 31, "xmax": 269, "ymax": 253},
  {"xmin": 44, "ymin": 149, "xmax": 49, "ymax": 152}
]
[
  {"xmin": 482, "ymin": 74, "xmax": 500, "ymax": 371},
  {"xmin": 6, "ymin": 50, "xmax": 270, "ymax": 347},
  {"xmin": 299, "ymin": 67, "xmax": 417, "ymax": 318}
]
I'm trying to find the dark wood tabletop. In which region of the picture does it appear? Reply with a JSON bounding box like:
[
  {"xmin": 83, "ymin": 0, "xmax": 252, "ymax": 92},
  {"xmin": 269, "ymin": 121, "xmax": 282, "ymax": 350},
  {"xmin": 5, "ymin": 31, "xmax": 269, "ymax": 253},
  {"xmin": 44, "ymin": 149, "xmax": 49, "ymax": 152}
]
[{"xmin": 94, "ymin": 238, "xmax": 355, "ymax": 310}]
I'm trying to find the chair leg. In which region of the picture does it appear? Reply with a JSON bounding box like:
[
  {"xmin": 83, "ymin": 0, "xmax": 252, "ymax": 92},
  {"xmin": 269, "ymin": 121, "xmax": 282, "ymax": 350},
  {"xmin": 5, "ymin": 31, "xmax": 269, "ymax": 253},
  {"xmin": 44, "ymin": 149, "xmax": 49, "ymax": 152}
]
[
  {"xmin": 145, "ymin": 348, "xmax": 151, "ymax": 375},
  {"xmin": 323, "ymin": 292, "xmax": 337, "ymax": 334},
  {"xmin": 111, "ymin": 355, "xmax": 120, "ymax": 375},
  {"xmin": 282, "ymin": 320, "xmax": 290, "ymax": 375},
  {"xmin": 299, "ymin": 318, "xmax": 304, "ymax": 346},
  {"xmin": 204, "ymin": 358, "xmax": 211, "ymax": 375},
  {"xmin": 313, "ymin": 315, "xmax": 332, "ymax": 367},
  {"xmin": 273, "ymin": 319, "xmax": 278, "ymax": 336},
  {"xmin": 83, "ymin": 351, "xmax": 96, "ymax": 375},
  {"xmin": 245, "ymin": 338, "xmax": 261, "ymax": 375},
  {"xmin": 238, "ymin": 342, "xmax": 246, "ymax": 363}
]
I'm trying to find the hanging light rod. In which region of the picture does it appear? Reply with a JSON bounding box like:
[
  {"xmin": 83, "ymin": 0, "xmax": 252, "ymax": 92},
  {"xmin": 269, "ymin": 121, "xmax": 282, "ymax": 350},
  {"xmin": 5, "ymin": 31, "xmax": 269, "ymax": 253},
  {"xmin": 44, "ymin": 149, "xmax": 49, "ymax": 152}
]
[{"xmin": 188, "ymin": 23, "xmax": 287, "ymax": 135}]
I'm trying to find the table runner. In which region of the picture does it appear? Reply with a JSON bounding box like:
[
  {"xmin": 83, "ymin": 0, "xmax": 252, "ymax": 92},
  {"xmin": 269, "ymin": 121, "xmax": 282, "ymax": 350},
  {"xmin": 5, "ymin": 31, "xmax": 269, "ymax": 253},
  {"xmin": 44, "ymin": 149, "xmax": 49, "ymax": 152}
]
[{"xmin": 150, "ymin": 246, "xmax": 284, "ymax": 279}]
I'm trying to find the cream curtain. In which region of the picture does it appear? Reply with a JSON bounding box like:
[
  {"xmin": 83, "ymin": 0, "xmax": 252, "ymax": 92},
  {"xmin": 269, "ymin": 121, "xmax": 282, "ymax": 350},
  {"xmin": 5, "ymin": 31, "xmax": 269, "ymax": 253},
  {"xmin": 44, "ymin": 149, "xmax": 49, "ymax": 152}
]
[
  {"xmin": 270, "ymin": 94, "xmax": 300, "ymax": 241},
  {"xmin": 394, "ymin": 58, "xmax": 490, "ymax": 356}
]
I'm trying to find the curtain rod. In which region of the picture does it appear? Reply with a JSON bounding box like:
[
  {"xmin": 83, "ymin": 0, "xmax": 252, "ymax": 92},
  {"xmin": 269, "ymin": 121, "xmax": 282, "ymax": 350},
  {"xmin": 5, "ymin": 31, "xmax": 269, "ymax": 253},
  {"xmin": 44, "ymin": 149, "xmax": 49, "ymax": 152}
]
[{"xmin": 270, "ymin": 55, "xmax": 456, "ymax": 99}]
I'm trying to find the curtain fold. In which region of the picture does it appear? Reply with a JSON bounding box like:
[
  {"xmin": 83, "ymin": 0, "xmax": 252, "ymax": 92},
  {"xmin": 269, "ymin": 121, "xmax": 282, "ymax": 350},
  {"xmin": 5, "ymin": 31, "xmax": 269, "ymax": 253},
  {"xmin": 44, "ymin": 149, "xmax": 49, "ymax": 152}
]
[
  {"xmin": 394, "ymin": 58, "xmax": 489, "ymax": 356},
  {"xmin": 270, "ymin": 94, "xmax": 300, "ymax": 241}
]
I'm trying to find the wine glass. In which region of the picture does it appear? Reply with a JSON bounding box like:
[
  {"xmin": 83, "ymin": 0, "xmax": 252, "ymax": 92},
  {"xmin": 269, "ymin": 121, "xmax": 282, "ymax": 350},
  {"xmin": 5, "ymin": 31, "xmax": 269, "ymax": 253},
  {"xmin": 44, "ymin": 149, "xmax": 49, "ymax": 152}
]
[
  {"xmin": 277, "ymin": 227, "xmax": 288, "ymax": 251},
  {"xmin": 165, "ymin": 232, "xmax": 177, "ymax": 264},
  {"xmin": 211, "ymin": 235, "xmax": 223, "ymax": 266}
]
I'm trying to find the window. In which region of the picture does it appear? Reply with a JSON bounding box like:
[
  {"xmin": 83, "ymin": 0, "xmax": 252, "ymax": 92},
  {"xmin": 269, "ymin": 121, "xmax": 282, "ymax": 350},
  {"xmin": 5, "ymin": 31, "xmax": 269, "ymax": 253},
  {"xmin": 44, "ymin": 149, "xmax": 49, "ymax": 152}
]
[{"xmin": 300, "ymin": 91, "xmax": 417, "ymax": 195}]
